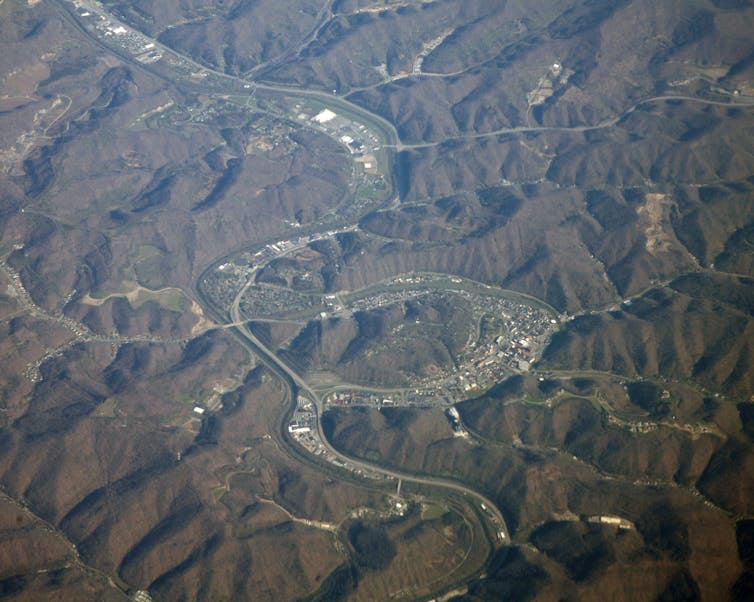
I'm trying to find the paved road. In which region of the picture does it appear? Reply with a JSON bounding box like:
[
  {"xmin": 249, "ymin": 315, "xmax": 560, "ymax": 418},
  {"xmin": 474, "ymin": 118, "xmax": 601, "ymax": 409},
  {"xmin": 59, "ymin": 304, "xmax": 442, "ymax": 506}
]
[
  {"xmin": 51, "ymin": 0, "xmax": 754, "ymax": 555},
  {"xmin": 230, "ymin": 275, "xmax": 510, "ymax": 543},
  {"xmin": 390, "ymin": 94, "xmax": 754, "ymax": 150},
  {"xmin": 52, "ymin": 0, "xmax": 400, "ymax": 148},
  {"xmin": 242, "ymin": 0, "xmax": 336, "ymax": 79},
  {"xmin": 0, "ymin": 491, "xmax": 130, "ymax": 599},
  {"xmin": 1, "ymin": 258, "xmax": 190, "ymax": 346}
]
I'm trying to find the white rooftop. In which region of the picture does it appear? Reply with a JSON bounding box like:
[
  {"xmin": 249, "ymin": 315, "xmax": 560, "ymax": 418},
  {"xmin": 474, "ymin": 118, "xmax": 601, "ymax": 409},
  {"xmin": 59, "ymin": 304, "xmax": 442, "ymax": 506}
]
[{"xmin": 313, "ymin": 109, "xmax": 337, "ymax": 123}]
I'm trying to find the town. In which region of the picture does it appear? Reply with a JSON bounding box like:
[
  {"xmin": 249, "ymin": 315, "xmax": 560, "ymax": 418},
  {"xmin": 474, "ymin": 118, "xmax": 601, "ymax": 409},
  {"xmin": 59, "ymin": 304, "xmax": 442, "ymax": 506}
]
[
  {"xmin": 314, "ymin": 278, "xmax": 559, "ymax": 408},
  {"xmin": 204, "ymin": 231, "xmax": 560, "ymax": 404},
  {"xmin": 342, "ymin": 284, "xmax": 558, "ymax": 389},
  {"xmin": 201, "ymin": 224, "xmax": 358, "ymax": 313}
]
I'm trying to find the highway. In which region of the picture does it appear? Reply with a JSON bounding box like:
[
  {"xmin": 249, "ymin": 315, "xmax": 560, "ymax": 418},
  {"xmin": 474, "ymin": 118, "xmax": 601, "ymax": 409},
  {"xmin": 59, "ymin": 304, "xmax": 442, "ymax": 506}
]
[
  {"xmin": 229, "ymin": 271, "xmax": 511, "ymax": 544},
  {"xmin": 51, "ymin": 0, "xmax": 754, "ymax": 159},
  {"xmin": 51, "ymin": 0, "xmax": 401, "ymax": 148},
  {"xmin": 44, "ymin": 0, "xmax": 513, "ymax": 544},
  {"xmin": 50, "ymin": 0, "xmax": 754, "ymax": 564},
  {"xmin": 7, "ymin": 5, "xmax": 753, "ymax": 602}
]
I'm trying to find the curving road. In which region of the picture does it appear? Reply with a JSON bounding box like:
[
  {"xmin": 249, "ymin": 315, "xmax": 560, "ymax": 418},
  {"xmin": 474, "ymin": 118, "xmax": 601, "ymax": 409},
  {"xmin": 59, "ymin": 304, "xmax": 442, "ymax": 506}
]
[
  {"xmin": 49, "ymin": 0, "xmax": 754, "ymax": 564},
  {"xmin": 391, "ymin": 94, "xmax": 754, "ymax": 150},
  {"xmin": 52, "ymin": 0, "xmax": 400, "ymax": 147},
  {"xmin": 229, "ymin": 272, "xmax": 510, "ymax": 543},
  {"xmin": 52, "ymin": 0, "xmax": 754, "ymax": 158}
]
